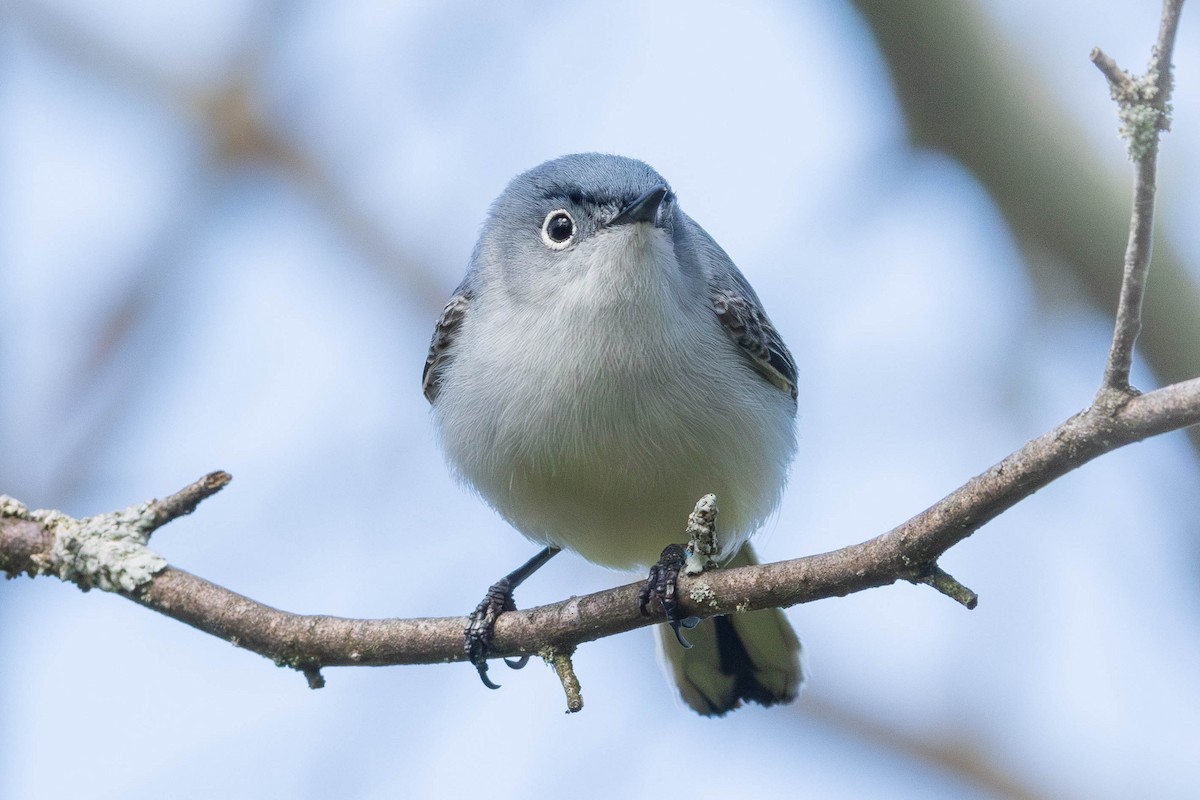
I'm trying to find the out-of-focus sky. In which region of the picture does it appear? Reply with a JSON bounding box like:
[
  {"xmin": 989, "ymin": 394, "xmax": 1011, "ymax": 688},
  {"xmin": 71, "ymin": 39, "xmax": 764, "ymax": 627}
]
[{"xmin": 2, "ymin": 2, "xmax": 1199, "ymax": 798}]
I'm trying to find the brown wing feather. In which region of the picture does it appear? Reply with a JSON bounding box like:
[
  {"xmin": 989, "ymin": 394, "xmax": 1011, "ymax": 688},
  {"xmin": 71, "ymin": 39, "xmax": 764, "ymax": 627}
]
[
  {"xmin": 422, "ymin": 292, "xmax": 470, "ymax": 403},
  {"xmin": 710, "ymin": 288, "xmax": 798, "ymax": 400}
]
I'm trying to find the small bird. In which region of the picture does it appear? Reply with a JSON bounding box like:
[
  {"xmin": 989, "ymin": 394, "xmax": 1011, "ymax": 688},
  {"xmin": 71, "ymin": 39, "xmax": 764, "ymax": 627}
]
[{"xmin": 423, "ymin": 153, "xmax": 801, "ymax": 715}]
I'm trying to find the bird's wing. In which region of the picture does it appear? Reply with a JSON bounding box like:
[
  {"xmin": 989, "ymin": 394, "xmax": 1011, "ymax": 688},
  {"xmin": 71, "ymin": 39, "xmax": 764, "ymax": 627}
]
[
  {"xmin": 422, "ymin": 289, "xmax": 471, "ymax": 404},
  {"xmin": 709, "ymin": 270, "xmax": 798, "ymax": 400}
]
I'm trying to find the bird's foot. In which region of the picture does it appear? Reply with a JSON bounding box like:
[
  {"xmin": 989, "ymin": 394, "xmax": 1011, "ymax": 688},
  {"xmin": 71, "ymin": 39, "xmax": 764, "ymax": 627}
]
[
  {"xmin": 639, "ymin": 543, "xmax": 701, "ymax": 648},
  {"xmin": 465, "ymin": 578, "xmax": 530, "ymax": 689},
  {"xmin": 464, "ymin": 546, "xmax": 559, "ymax": 689}
]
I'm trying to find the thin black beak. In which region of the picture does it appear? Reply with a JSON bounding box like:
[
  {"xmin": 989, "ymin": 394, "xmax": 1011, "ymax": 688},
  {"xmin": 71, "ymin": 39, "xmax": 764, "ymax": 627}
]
[{"xmin": 610, "ymin": 186, "xmax": 669, "ymax": 227}]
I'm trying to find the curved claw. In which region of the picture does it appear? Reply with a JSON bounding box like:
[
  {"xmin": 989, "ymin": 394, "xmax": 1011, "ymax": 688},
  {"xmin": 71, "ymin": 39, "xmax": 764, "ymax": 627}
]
[
  {"xmin": 669, "ymin": 616, "xmax": 702, "ymax": 648},
  {"xmin": 463, "ymin": 547, "xmax": 561, "ymax": 691},
  {"xmin": 476, "ymin": 662, "xmax": 502, "ymax": 690},
  {"xmin": 670, "ymin": 624, "xmax": 694, "ymax": 649}
]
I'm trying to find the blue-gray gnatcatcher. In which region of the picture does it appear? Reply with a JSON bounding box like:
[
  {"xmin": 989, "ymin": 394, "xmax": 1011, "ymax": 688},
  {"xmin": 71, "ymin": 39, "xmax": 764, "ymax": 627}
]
[{"xmin": 423, "ymin": 153, "xmax": 802, "ymax": 715}]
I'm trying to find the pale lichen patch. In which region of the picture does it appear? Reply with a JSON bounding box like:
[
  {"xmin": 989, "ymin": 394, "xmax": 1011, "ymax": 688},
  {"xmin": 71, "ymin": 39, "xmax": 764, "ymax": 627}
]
[
  {"xmin": 688, "ymin": 578, "xmax": 718, "ymax": 609},
  {"xmin": 0, "ymin": 495, "xmax": 30, "ymax": 518},
  {"xmin": 683, "ymin": 494, "xmax": 719, "ymax": 576},
  {"xmin": 1102, "ymin": 51, "xmax": 1173, "ymax": 161},
  {"xmin": 2, "ymin": 496, "xmax": 167, "ymax": 593}
]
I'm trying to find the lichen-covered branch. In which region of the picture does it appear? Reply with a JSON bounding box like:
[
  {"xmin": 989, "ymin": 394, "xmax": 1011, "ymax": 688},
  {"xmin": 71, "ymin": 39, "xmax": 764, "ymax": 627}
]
[
  {"xmin": 1, "ymin": 493, "xmax": 166, "ymax": 592},
  {"xmin": 0, "ymin": 471, "xmax": 226, "ymax": 589}
]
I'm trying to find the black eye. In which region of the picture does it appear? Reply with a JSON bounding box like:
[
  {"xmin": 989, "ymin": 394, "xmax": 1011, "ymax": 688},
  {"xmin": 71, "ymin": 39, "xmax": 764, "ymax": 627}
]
[{"xmin": 541, "ymin": 210, "xmax": 576, "ymax": 249}]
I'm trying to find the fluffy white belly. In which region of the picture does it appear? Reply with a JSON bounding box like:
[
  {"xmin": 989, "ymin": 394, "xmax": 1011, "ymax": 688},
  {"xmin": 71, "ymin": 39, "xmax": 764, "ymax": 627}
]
[{"xmin": 433, "ymin": 287, "xmax": 795, "ymax": 570}]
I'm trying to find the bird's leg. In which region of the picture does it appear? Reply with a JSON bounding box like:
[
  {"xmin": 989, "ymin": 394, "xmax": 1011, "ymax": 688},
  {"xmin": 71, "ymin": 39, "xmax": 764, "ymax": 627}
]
[{"xmin": 466, "ymin": 546, "xmax": 560, "ymax": 689}]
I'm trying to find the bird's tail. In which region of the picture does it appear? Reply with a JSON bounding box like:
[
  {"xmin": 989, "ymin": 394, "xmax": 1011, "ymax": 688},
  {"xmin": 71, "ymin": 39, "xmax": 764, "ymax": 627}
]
[{"xmin": 658, "ymin": 543, "xmax": 803, "ymax": 716}]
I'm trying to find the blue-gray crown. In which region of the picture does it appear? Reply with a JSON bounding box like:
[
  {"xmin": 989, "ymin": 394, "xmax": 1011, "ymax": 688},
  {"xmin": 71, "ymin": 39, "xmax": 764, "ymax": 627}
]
[{"xmin": 491, "ymin": 153, "xmax": 671, "ymax": 218}]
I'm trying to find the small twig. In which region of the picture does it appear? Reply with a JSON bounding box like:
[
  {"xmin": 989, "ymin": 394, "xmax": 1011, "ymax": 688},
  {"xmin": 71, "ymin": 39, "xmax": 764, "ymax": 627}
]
[
  {"xmin": 914, "ymin": 565, "xmax": 979, "ymax": 610},
  {"xmin": 1089, "ymin": 49, "xmax": 1135, "ymax": 95},
  {"xmin": 301, "ymin": 665, "xmax": 326, "ymax": 690},
  {"xmin": 1092, "ymin": 0, "xmax": 1185, "ymax": 393},
  {"xmin": 542, "ymin": 647, "xmax": 583, "ymax": 713},
  {"xmin": 147, "ymin": 471, "xmax": 232, "ymax": 535}
]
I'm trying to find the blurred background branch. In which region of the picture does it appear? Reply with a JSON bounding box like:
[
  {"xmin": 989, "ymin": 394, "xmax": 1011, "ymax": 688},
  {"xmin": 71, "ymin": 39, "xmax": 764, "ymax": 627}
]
[
  {"xmin": 7, "ymin": 0, "xmax": 444, "ymax": 498},
  {"xmin": 854, "ymin": 0, "xmax": 1200, "ymax": 451}
]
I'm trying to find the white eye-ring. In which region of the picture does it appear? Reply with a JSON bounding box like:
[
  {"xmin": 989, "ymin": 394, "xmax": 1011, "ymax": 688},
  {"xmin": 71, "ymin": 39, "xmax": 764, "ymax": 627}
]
[{"xmin": 541, "ymin": 209, "xmax": 576, "ymax": 250}]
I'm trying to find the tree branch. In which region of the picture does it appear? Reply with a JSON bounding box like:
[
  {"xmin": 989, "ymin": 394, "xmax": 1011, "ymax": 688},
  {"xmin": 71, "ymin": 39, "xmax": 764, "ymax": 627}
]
[
  {"xmin": 3, "ymin": 379, "xmax": 1200, "ymax": 683},
  {"xmin": 1093, "ymin": 0, "xmax": 1184, "ymax": 392}
]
